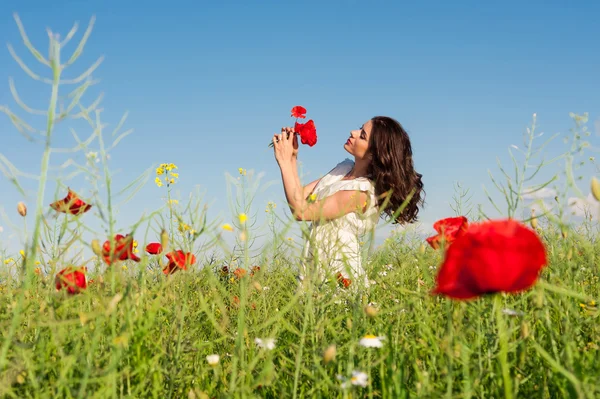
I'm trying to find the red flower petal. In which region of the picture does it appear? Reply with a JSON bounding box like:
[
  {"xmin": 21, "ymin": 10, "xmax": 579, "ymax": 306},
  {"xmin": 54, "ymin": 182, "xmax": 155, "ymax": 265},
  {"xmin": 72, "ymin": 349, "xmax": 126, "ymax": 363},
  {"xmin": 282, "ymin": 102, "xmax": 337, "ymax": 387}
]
[
  {"xmin": 102, "ymin": 234, "xmax": 140, "ymax": 265},
  {"xmin": 291, "ymin": 105, "xmax": 307, "ymax": 119},
  {"xmin": 145, "ymin": 242, "xmax": 163, "ymax": 255},
  {"xmin": 426, "ymin": 216, "xmax": 468, "ymax": 249},
  {"xmin": 294, "ymin": 120, "xmax": 317, "ymax": 147},
  {"xmin": 433, "ymin": 219, "xmax": 547, "ymax": 300},
  {"xmin": 163, "ymin": 250, "xmax": 196, "ymax": 274},
  {"xmin": 50, "ymin": 189, "xmax": 92, "ymax": 215},
  {"xmin": 55, "ymin": 266, "xmax": 87, "ymax": 295}
]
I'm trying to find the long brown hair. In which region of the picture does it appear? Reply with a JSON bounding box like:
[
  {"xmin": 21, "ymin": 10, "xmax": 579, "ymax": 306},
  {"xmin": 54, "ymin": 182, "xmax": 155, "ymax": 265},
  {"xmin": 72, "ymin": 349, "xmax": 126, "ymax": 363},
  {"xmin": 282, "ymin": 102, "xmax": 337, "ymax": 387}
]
[{"xmin": 366, "ymin": 116, "xmax": 425, "ymax": 224}]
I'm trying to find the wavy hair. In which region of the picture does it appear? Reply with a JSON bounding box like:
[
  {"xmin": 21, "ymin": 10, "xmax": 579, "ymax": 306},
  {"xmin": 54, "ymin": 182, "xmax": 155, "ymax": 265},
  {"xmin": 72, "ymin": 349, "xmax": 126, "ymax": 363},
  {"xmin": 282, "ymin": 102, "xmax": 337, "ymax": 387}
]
[{"xmin": 366, "ymin": 116, "xmax": 425, "ymax": 224}]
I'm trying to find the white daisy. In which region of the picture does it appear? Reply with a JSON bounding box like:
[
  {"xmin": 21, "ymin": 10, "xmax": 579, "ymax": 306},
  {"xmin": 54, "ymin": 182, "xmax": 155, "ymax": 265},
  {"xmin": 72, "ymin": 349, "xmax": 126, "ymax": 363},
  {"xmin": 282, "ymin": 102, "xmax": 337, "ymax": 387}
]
[
  {"xmin": 254, "ymin": 338, "xmax": 276, "ymax": 350},
  {"xmin": 359, "ymin": 334, "xmax": 385, "ymax": 348},
  {"xmin": 338, "ymin": 370, "xmax": 368, "ymax": 388}
]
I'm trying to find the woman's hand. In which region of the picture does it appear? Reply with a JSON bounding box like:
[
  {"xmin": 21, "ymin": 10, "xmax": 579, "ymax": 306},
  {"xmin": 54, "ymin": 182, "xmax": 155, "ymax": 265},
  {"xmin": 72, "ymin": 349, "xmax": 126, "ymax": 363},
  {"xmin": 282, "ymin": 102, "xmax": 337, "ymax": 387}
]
[{"xmin": 273, "ymin": 127, "xmax": 298, "ymax": 166}]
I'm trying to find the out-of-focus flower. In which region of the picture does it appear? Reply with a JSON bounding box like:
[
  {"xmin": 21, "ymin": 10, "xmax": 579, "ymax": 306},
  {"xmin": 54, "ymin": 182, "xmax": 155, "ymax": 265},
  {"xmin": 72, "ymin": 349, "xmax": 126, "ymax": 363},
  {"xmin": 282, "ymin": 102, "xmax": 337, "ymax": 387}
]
[{"xmin": 49, "ymin": 189, "xmax": 92, "ymax": 216}]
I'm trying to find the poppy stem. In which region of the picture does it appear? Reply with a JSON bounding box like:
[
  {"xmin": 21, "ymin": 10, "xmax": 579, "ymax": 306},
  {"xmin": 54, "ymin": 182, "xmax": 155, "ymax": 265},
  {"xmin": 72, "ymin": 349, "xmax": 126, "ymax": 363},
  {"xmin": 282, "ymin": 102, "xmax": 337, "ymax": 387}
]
[{"xmin": 494, "ymin": 295, "xmax": 513, "ymax": 399}]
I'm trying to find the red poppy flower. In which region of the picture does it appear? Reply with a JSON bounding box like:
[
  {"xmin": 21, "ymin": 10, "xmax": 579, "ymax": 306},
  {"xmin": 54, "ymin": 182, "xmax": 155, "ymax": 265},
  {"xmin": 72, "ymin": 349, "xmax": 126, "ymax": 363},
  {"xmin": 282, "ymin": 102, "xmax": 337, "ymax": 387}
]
[
  {"xmin": 146, "ymin": 242, "xmax": 163, "ymax": 255},
  {"xmin": 55, "ymin": 266, "xmax": 87, "ymax": 294},
  {"xmin": 233, "ymin": 268, "xmax": 247, "ymax": 279},
  {"xmin": 163, "ymin": 250, "xmax": 196, "ymax": 275},
  {"xmin": 291, "ymin": 105, "xmax": 307, "ymax": 119},
  {"xmin": 294, "ymin": 119, "xmax": 317, "ymax": 147},
  {"xmin": 50, "ymin": 188, "xmax": 92, "ymax": 215},
  {"xmin": 432, "ymin": 219, "xmax": 548, "ymax": 300},
  {"xmin": 337, "ymin": 273, "xmax": 352, "ymax": 288},
  {"xmin": 426, "ymin": 216, "xmax": 468, "ymax": 249},
  {"xmin": 102, "ymin": 234, "xmax": 141, "ymax": 265}
]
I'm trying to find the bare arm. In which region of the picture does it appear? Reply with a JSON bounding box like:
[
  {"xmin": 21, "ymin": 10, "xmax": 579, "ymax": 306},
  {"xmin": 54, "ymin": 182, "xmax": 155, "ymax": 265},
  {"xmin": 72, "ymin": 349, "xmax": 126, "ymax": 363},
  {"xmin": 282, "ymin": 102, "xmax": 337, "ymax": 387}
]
[{"xmin": 280, "ymin": 161, "xmax": 368, "ymax": 222}]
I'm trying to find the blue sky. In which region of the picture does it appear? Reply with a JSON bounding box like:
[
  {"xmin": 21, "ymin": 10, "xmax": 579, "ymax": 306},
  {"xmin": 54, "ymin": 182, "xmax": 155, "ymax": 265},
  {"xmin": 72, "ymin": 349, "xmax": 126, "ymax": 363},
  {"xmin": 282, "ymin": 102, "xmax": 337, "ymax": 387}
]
[{"xmin": 0, "ymin": 0, "xmax": 599, "ymax": 257}]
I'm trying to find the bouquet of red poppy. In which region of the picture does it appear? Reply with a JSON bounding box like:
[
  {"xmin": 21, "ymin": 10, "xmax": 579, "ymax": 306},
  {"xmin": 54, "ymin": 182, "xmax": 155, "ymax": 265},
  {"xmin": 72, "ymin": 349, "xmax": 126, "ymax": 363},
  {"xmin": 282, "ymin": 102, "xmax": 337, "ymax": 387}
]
[{"xmin": 268, "ymin": 105, "xmax": 317, "ymax": 147}]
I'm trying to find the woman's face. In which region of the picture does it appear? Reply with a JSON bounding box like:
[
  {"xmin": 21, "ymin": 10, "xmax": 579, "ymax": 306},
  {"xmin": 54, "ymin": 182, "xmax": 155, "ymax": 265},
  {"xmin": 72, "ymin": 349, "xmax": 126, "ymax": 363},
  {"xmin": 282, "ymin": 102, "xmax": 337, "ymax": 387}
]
[{"xmin": 344, "ymin": 120, "xmax": 372, "ymax": 160}]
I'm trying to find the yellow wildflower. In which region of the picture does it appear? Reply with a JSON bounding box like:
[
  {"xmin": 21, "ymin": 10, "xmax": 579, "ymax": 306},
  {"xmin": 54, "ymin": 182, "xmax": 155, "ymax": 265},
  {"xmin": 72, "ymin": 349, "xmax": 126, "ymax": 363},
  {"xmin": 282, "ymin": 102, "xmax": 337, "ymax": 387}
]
[
  {"xmin": 19, "ymin": 250, "xmax": 25, "ymax": 257},
  {"xmin": 170, "ymin": 172, "xmax": 179, "ymax": 179},
  {"xmin": 155, "ymin": 177, "xmax": 163, "ymax": 187},
  {"xmin": 169, "ymin": 199, "xmax": 179, "ymax": 205},
  {"xmin": 122, "ymin": 265, "xmax": 128, "ymax": 271},
  {"xmin": 4, "ymin": 258, "xmax": 14, "ymax": 264},
  {"xmin": 222, "ymin": 223, "xmax": 234, "ymax": 232},
  {"xmin": 308, "ymin": 193, "xmax": 317, "ymax": 203},
  {"xmin": 156, "ymin": 167, "xmax": 164, "ymax": 175},
  {"xmin": 238, "ymin": 213, "xmax": 248, "ymax": 224},
  {"xmin": 238, "ymin": 168, "xmax": 247, "ymax": 176},
  {"xmin": 169, "ymin": 178, "xmax": 175, "ymax": 184}
]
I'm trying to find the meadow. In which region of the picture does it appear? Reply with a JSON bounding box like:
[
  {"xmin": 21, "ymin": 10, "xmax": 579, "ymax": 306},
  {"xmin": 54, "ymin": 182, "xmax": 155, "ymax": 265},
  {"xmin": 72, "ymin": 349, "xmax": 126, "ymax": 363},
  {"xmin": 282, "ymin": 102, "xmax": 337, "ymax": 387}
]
[{"xmin": 1, "ymin": 14, "xmax": 599, "ymax": 399}]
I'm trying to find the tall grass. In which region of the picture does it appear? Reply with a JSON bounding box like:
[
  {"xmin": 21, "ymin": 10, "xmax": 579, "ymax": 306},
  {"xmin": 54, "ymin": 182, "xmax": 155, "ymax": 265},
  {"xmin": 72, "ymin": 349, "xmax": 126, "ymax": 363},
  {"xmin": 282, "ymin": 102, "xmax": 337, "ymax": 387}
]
[{"xmin": 1, "ymin": 14, "xmax": 599, "ymax": 398}]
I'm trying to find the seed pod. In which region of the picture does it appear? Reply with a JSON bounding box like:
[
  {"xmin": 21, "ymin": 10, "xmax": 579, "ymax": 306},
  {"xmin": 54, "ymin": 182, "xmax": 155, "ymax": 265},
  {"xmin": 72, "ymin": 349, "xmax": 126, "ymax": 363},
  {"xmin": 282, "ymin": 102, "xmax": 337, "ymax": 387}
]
[
  {"xmin": 17, "ymin": 202, "xmax": 27, "ymax": 217},
  {"xmin": 160, "ymin": 228, "xmax": 169, "ymax": 252}
]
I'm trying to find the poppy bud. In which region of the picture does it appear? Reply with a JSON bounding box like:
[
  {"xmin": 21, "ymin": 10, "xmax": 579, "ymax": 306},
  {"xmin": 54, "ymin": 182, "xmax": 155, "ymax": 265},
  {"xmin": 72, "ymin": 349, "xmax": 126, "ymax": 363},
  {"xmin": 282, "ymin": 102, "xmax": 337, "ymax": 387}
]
[
  {"xmin": 561, "ymin": 229, "xmax": 568, "ymax": 239},
  {"xmin": 364, "ymin": 305, "xmax": 378, "ymax": 318},
  {"xmin": 91, "ymin": 239, "xmax": 102, "ymax": 256},
  {"xmin": 17, "ymin": 202, "xmax": 27, "ymax": 217},
  {"xmin": 592, "ymin": 177, "xmax": 600, "ymax": 202},
  {"xmin": 567, "ymin": 248, "xmax": 573, "ymax": 260},
  {"xmin": 530, "ymin": 210, "xmax": 538, "ymax": 230},
  {"xmin": 419, "ymin": 243, "xmax": 426, "ymax": 254},
  {"xmin": 521, "ymin": 321, "xmax": 530, "ymax": 339},
  {"xmin": 160, "ymin": 228, "xmax": 169, "ymax": 252},
  {"xmin": 323, "ymin": 345, "xmax": 336, "ymax": 364}
]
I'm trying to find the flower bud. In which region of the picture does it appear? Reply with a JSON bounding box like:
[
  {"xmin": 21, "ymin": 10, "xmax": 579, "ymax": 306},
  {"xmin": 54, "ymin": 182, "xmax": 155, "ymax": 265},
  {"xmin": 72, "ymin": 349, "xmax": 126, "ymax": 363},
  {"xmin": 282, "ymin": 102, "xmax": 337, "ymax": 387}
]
[
  {"xmin": 364, "ymin": 305, "xmax": 378, "ymax": 318},
  {"xmin": 91, "ymin": 239, "xmax": 102, "ymax": 256},
  {"xmin": 17, "ymin": 202, "xmax": 27, "ymax": 217},
  {"xmin": 592, "ymin": 177, "xmax": 600, "ymax": 202},
  {"xmin": 530, "ymin": 210, "xmax": 538, "ymax": 230},
  {"xmin": 419, "ymin": 243, "xmax": 426, "ymax": 254},
  {"xmin": 567, "ymin": 248, "xmax": 573, "ymax": 260},
  {"xmin": 323, "ymin": 344, "xmax": 336, "ymax": 364},
  {"xmin": 160, "ymin": 228, "xmax": 169, "ymax": 252},
  {"xmin": 521, "ymin": 321, "xmax": 530, "ymax": 339}
]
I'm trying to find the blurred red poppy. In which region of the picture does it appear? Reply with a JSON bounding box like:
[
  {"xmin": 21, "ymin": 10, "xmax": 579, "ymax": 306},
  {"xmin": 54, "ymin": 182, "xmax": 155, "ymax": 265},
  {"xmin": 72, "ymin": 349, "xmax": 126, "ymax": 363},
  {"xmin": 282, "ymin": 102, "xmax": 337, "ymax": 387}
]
[
  {"xmin": 433, "ymin": 219, "xmax": 547, "ymax": 300},
  {"xmin": 55, "ymin": 266, "xmax": 87, "ymax": 294},
  {"xmin": 294, "ymin": 119, "xmax": 317, "ymax": 147},
  {"xmin": 426, "ymin": 216, "xmax": 468, "ymax": 249},
  {"xmin": 163, "ymin": 250, "xmax": 196, "ymax": 275},
  {"xmin": 233, "ymin": 268, "xmax": 247, "ymax": 279},
  {"xmin": 337, "ymin": 273, "xmax": 351, "ymax": 288},
  {"xmin": 146, "ymin": 242, "xmax": 163, "ymax": 255},
  {"xmin": 102, "ymin": 234, "xmax": 140, "ymax": 265},
  {"xmin": 291, "ymin": 105, "xmax": 307, "ymax": 119},
  {"xmin": 50, "ymin": 188, "xmax": 92, "ymax": 215}
]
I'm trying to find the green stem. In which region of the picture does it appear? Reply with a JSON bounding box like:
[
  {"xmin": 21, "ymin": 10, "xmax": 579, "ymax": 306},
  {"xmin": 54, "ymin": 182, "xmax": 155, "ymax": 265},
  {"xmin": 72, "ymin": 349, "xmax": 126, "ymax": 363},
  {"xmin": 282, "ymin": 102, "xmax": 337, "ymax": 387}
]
[
  {"xmin": 494, "ymin": 295, "xmax": 513, "ymax": 399},
  {"xmin": 292, "ymin": 282, "xmax": 312, "ymax": 398},
  {"xmin": 0, "ymin": 36, "xmax": 61, "ymax": 372}
]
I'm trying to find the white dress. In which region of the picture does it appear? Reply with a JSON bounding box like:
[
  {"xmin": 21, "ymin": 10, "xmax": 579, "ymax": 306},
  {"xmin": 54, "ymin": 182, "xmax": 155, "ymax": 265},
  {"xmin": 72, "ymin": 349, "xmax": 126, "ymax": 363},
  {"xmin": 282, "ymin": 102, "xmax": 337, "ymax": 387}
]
[{"xmin": 299, "ymin": 158, "xmax": 380, "ymax": 287}]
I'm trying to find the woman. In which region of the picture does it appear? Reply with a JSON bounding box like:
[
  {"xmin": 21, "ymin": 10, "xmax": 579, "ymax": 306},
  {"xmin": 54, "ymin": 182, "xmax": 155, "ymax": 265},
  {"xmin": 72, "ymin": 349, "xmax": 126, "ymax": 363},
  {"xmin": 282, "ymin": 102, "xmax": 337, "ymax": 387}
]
[{"xmin": 272, "ymin": 116, "xmax": 424, "ymax": 289}]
